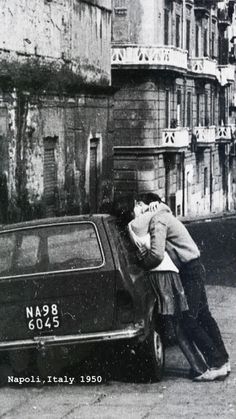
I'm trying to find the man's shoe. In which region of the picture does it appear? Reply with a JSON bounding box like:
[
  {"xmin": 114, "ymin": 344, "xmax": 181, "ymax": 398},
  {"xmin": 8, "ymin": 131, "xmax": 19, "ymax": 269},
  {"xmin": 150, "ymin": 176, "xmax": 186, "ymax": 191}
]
[
  {"xmin": 224, "ymin": 361, "xmax": 231, "ymax": 374},
  {"xmin": 193, "ymin": 365, "xmax": 227, "ymax": 382}
]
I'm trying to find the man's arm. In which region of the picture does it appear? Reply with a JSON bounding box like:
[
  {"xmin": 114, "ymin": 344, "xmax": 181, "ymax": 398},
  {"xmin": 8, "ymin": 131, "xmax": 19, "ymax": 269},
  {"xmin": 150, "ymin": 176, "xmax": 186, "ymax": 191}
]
[{"xmin": 137, "ymin": 215, "xmax": 167, "ymax": 270}]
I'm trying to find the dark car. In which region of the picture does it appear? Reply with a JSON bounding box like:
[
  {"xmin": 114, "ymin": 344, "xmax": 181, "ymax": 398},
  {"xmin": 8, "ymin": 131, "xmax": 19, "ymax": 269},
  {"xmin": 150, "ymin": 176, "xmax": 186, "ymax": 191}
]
[{"xmin": 0, "ymin": 215, "xmax": 164, "ymax": 382}]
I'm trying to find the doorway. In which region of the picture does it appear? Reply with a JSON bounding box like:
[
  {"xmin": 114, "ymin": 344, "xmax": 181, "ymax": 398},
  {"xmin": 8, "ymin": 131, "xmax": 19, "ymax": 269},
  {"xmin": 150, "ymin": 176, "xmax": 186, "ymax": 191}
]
[{"xmin": 89, "ymin": 138, "xmax": 100, "ymax": 213}]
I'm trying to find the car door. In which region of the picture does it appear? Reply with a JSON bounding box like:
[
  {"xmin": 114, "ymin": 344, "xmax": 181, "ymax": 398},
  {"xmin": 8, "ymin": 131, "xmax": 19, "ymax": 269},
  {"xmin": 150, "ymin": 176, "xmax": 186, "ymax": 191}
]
[{"xmin": 0, "ymin": 221, "xmax": 116, "ymax": 342}]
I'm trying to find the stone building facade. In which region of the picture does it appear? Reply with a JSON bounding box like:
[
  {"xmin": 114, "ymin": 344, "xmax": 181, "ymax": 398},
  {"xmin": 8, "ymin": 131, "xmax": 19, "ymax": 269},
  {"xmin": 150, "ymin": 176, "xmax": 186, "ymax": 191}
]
[
  {"xmin": 112, "ymin": 0, "xmax": 236, "ymax": 217},
  {"xmin": 0, "ymin": 0, "xmax": 113, "ymax": 222}
]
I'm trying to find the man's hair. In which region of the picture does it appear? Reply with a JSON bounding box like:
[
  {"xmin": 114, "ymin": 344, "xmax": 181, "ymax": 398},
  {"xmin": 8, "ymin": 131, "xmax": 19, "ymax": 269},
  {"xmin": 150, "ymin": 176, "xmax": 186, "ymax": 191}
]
[
  {"xmin": 111, "ymin": 194, "xmax": 135, "ymax": 225},
  {"xmin": 136, "ymin": 192, "xmax": 162, "ymax": 205}
]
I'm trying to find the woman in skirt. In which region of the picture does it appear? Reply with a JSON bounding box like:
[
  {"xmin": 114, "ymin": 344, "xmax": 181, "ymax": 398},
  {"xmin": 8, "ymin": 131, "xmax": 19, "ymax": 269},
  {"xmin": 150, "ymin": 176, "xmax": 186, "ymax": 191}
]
[{"xmin": 128, "ymin": 203, "xmax": 208, "ymax": 379}]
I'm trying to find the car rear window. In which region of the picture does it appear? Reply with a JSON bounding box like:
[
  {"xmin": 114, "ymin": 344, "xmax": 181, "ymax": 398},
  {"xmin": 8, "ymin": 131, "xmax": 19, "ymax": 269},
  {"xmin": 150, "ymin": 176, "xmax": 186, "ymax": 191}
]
[{"xmin": 0, "ymin": 222, "xmax": 104, "ymax": 277}]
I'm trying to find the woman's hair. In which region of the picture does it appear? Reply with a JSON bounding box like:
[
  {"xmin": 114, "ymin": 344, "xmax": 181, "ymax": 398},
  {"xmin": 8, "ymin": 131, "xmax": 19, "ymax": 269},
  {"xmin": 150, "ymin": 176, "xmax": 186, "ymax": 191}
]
[{"xmin": 136, "ymin": 192, "xmax": 162, "ymax": 205}]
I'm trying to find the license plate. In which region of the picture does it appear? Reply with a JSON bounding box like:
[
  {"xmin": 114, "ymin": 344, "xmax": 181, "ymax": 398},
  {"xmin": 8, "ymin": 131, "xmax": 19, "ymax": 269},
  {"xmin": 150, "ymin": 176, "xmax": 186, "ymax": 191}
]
[{"xmin": 25, "ymin": 303, "xmax": 60, "ymax": 331}]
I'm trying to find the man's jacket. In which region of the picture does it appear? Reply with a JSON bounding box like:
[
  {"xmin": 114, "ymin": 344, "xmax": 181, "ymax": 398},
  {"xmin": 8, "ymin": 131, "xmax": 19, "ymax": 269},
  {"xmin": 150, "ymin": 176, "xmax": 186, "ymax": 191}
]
[{"xmin": 140, "ymin": 203, "xmax": 200, "ymax": 270}]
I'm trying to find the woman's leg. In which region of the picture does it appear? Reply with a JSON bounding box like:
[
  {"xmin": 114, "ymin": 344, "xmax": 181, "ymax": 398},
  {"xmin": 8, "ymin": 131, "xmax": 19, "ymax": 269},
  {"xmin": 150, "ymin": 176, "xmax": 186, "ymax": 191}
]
[{"xmin": 174, "ymin": 319, "xmax": 207, "ymax": 376}]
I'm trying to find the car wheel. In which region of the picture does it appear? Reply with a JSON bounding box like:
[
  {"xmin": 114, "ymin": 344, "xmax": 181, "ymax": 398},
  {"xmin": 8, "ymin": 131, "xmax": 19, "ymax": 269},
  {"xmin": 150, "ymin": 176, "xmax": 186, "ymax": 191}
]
[{"xmin": 135, "ymin": 322, "xmax": 165, "ymax": 382}]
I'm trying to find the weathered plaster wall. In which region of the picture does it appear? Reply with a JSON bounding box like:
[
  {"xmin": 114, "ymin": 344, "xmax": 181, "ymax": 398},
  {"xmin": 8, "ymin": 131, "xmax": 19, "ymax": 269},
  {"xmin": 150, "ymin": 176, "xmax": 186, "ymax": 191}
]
[
  {"xmin": 0, "ymin": 90, "xmax": 113, "ymax": 222},
  {"xmin": 72, "ymin": 1, "xmax": 111, "ymax": 83},
  {"xmin": 0, "ymin": 0, "xmax": 113, "ymax": 222},
  {"xmin": 0, "ymin": 0, "xmax": 111, "ymax": 86}
]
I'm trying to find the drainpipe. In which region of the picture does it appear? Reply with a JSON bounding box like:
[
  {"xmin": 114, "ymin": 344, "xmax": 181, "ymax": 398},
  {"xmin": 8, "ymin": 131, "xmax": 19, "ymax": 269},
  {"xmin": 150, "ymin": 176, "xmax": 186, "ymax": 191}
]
[
  {"xmin": 182, "ymin": 151, "xmax": 185, "ymax": 216},
  {"xmin": 210, "ymin": 147, "xmax": 213, "ymax": 212},
  {"xmin": 182, "ymin": 75, "xmax": 187, "ymax": 216},
  {"xmin": 182, "ymin": 0, "xmax": 186, "ymax": 50},
  {"xmin": 225, "ymin": 143, "xmax": 230, "ymax": 211}
]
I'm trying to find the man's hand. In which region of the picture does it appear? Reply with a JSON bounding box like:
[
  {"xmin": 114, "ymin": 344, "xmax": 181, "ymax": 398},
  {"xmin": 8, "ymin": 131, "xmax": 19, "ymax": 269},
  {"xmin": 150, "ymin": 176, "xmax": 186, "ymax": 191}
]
[{"xmin": 148, "ymin": 201, "xmax": 160, "ymax": 212}]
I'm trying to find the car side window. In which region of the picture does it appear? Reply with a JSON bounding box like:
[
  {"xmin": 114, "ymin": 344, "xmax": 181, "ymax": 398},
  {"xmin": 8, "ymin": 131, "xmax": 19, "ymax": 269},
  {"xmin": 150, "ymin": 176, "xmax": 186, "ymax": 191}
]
[
  {"xmin": 0, "ymin": 233, "xmax": 16, "ymax": 275},
  {"xmin": 47, "ymin": 223, "xmax": 103, "ymax": 271},
  {"xmin": 108, "ymin": 221, "xmax": 138, "ymax": 267},
  {"xmin": 15, "ymin": 235, "xmax": 40, "ymax": 269},
  {"xmin": 0, "ymin": 222, "xmax": 104, "ymax": 277},
  {"xmin": 0, "ymin": 233, "xmax": 40, "ymax": 276}
]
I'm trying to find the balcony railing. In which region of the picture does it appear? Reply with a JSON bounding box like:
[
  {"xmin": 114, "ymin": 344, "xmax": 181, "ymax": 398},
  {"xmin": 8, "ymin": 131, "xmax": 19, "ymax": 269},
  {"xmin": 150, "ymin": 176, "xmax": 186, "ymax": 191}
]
[
  {"xmin": 189, "ymin": 57, "xmax": 217, "ymax": 78},
  {"xmin": 193, "ymin": 126, "xmax": 216, "ymax": 145},
  {"xmin": 216, "ymin": 125, "xmax": 234, "ymax": 141},
  {"xmin": 161, "ymin": 128, "xmax": 189, "ymax": 149},
  {"xmin": 111, "ymin": 45, "xmax": 188, "ymax": 72},
  {"xmin": 218, "ymin": 65, "xmax": 235, "ymax": 85}
]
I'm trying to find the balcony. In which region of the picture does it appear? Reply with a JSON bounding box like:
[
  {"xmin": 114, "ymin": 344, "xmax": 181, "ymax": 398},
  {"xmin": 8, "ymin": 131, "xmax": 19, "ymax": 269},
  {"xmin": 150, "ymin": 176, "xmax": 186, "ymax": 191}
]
[
  {"xmin": 216, "ymin": 125, "xmax": 233, "ymax": 142},
  {"xmin": 193, "ymin": 126, "xmax": 216, "ymax": 146},
  {"xmin": 217, "ymin": 65, "xmax": 235, "ymax": 85},
  {"xmin": 230, "ymin": 94, "xmax": 236, "ymax": 109},
  {"xmin": 189, "ymin": 57, "xmax": 217, "ymax": 78},
  {"xmin": 160, "ymin": 128, "xmax": 189, "ymax": 150},
  {"xmin": 218, "ymin": 7, "xmax": 231, "ymax": 30},
  {"xmin": 111, "ymin": 45, "xmax": 188, "ymax": 72},
  {"xmin": 194, "ymin": 0, "xmax": 218, "ymax": 17}
]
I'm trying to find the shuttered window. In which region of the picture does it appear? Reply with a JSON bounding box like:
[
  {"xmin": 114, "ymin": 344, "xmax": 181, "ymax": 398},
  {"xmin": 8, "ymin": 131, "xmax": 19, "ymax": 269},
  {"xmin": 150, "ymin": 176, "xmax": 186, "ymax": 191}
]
[
  {"xmin": 164, "ymin": 9, "xmax": 169, "ymax": 45},
  {"xmin": 43, "ymin": 137, "xmax": 58, "ymax": 216},
  {"xmin": 186, "ymin": 20, "xmax": 191, "ymax": 53},
  {"xmin": 195, "ymin": 25, "xmax": 199, "ymax": 57},
  {"xmin": 176, "ymin": 15, "xmax": 180, "ymax": 48}
]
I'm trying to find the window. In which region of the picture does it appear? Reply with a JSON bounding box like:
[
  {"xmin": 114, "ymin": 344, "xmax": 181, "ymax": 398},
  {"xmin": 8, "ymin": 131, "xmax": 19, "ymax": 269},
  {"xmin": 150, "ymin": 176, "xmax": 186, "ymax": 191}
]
[
  {"xmin": 187, "ymin": 92, "xmax": 192, "ymax": 128},
  {"xmin": 108, "ymin": 220, "xmax": 140, "ymax": 268},
  {"xmin": 204, "ymin": 167, "xmax": 208, "ymax": 195},
  {"xmin": 177, "ymin": 162, "xmax": 182, "ymax": 190},
  {"xmin": 196, "ymin": 94, "xmax": 200, "ymax": 126},
  {"xmin": 195, "ymin": 25, "xmax": 199, "ymax": 57},
  {"xmin": 0, "ymin": 233, "xmax": 16, "ymax": 276},
  {"xmin": 176, "ymin": 15, "xmax": 180, "ymax": 48},
  {"xmin": 0, "ymin": 223, "xmax": 104, "ymax": 277},
  {"xmin": 0, "ymin": 232, "xmax": 40, "ymax": 277},
  {"xmin": 165, "ymin": 90, "xmax": 170, "ymax": 128},
  {"xmin": 211, "ymin": 31, "xmax": 215, "ymax": 58},
  {"xmin": 186, "ymin": 20, "xmax": 191, "ymax": 53},
  {"xmin": 16, "ymin": 235, "xmax": 40, "ymax": 269},
  {"xmin": 211, "ymin": 88, "xmax": 216, "ymax": 125},
  {"xmin": 114, "ymin": 0, "xmax": 127, "ymax": 14},
  {"xmin": 212, "ymin": 154, "xmax": 216, "ymax": 174},
  {"xmin": 204, "ymin": 29, "xmax": 208, "ymax": 57},
  {"xmin": 205, "ymin": 92, "xmax": 209, "ymax": 126},
  {"xmin": 89, "ymin": 138, "xmax": 100, "ymax": 213},
  {"xmin": 164, "ymin": 9, "xmax": 169, "ymax": 45},
  {"xmin": 114, "ymin": 0, "xmax": 127, "ymax": 6},
  {"xmin": 186, "ymin": 171, "xmax": 191, "ymax": 205},
  {"xmin": 196, "ymin": 161, "xmax": 200, "ymax": 184},
  {"xmin": 177, "ymin": 89, "xmax": 182, "ymax": 126},
  {"xmin": 47, "ymin": 223, "xmax": 103, "ymax": 271}
]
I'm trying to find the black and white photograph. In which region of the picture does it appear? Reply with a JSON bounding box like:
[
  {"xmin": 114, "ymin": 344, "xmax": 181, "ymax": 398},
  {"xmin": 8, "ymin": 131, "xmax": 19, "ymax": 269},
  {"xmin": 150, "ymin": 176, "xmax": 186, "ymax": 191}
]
[{"xmin": 0, "ymin": 0, "xmax": 236, "ymax": 417}]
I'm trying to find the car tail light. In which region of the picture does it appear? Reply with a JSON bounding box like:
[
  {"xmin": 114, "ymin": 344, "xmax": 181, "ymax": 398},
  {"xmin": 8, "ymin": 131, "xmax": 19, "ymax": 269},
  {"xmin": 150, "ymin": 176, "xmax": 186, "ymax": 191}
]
[{"xmin": 116, "ymin": 290, "xmax": 134, "ymax": 324}]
